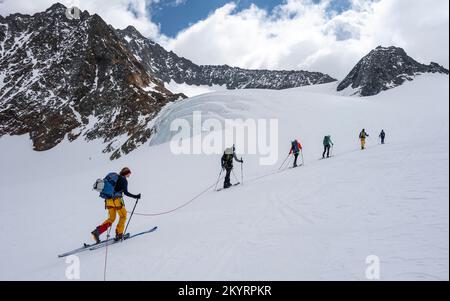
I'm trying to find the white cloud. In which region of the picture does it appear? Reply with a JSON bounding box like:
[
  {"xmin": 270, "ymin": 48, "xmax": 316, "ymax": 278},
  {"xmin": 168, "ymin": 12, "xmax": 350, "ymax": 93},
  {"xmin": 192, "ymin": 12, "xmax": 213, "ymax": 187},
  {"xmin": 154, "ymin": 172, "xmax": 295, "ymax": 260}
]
[
  {"xmin": 162, "ymin": 0, "xmax": 449, "ymax": 79},
  {"xmin": 1, "ymin": 0, "xmax": 448, "ymax": 79},
  {"xmin": 366, "ymin": 0, "xmax": 449, "ymax": 68},
  {"xmin": 174, "ymin": 0, "xmax": 186, "ymax": 6}
]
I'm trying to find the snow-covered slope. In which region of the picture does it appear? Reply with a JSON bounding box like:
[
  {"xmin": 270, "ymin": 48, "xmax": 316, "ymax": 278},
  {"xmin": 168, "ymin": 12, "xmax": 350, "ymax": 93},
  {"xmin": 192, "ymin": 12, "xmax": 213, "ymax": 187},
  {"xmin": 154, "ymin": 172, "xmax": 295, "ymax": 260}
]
[{"xmin": 0, "ymin": 74, "xmax": 448, "ymax": 280}]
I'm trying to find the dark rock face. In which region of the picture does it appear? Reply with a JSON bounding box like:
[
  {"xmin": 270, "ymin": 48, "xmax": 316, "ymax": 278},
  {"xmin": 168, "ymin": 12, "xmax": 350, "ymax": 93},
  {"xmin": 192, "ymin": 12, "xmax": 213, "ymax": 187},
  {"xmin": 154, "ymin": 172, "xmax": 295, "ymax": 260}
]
[
  {"xmin": 117, "ymin": 26, "xmax": 337, "ymax": 90},
  {"xmin": 337, "ymin": 46, "xmax": 449, "ymax": 96},
  {"xmin": 0, "ymin": 4, "xmax": 184, "ymax": 159}
]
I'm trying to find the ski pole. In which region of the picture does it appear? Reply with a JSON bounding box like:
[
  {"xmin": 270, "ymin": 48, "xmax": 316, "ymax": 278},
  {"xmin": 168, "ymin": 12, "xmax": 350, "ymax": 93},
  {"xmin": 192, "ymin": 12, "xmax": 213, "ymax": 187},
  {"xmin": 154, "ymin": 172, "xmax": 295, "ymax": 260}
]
[
  {"xmin": 241, "ymin": 160, "xmax": 244, "ymax": 185},
  {"xmin": 214, "ymin": 169, "xmax": 224, "ymax": 191},
  {"xmin": 279, "ymin": 154, "xmax": 290, "ymax": 170},
  {"xmin": 301, "ymin": 149, "xmax": 304, "ymax": 166},
  {"xmin": 232, "ymin": 169, "xmax": 239, "ymax": 183},
  {"xmin": 123, "ymin": 198, "xmax": 139, "ymax": 240}
]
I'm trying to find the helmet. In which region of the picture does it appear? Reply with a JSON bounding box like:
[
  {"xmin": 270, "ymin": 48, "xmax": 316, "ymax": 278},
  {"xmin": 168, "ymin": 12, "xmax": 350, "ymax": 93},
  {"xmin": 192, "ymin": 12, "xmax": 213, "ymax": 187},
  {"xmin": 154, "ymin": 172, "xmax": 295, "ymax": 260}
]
[{"xmin": 225, "ymin": 147, "xmax": 234, "ymax": 155}]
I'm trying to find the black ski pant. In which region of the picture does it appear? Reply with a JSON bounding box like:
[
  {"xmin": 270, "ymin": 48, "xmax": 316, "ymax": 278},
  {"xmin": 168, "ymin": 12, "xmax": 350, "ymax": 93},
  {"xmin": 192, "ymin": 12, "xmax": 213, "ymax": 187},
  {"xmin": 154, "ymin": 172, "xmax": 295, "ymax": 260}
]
[
  {"xmin": 293, "ymin": 153, "xmax": 299, "ymax": 167},
  {"xmin": 224, "ymin": 167, "xmax": 233, "ymax": 188},
  {"xmin": 381, "ymin": 137, "xmax": 385, "ymax": 144},
  {"xmin": 323, "ymin": 145, "xmax": 331, "ymax": 158}
]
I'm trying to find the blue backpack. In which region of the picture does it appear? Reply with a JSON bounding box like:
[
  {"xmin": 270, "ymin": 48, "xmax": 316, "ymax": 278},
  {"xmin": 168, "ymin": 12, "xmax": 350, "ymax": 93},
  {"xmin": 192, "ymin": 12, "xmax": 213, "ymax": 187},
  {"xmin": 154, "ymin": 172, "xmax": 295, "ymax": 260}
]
[{"xmin": 93, "ymin": 172, "xmax": 121, "ymax": 199}]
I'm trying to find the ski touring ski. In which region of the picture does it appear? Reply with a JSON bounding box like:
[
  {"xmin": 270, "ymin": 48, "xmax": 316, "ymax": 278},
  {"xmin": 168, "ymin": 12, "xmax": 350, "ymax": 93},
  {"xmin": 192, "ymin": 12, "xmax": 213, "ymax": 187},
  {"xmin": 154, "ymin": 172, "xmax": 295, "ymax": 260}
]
[
  {"xmin": 57, "ymin": 237, "xmax": 116, "ymax": 258},
  {"xmin": 319, "ymin": 156, "xmax": 334, "ymax": 161},
  {"xmin": 288, "ymin": 164, "xmax": 304, "ymax": 169},
  {"xmin": 58, "ymin": 226, "xmax": 158, "ymax": 258},
  {"xmin": 89, "ymin": 226, "xmax": 158, "ymax": 251},
  {"xmin": 216, "ymin": 182, "xmax": 241, "ymax": 192}
]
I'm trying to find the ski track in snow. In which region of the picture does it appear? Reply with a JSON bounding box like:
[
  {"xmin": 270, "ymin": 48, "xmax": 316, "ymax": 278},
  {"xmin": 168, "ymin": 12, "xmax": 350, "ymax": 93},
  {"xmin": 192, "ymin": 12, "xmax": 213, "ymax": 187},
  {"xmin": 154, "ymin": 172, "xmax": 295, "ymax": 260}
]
[{"xmin": 0, "ymin": 74, "xmax": 448, "ymax": 280}]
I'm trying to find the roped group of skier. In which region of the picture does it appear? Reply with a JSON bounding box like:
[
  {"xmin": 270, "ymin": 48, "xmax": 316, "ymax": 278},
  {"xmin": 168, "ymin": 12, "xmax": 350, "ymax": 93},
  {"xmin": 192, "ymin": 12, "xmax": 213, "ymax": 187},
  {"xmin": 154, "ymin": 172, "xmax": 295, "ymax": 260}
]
[{"xmin": 89, "ymin": 129, "xmax": 386, "ymax": 244}]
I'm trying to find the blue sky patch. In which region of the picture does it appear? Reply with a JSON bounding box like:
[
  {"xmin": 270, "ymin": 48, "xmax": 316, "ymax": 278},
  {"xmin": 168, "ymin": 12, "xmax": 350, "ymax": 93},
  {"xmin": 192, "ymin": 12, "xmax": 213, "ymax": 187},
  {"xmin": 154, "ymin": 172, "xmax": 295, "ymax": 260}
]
[{"xmin": 149, "ymin": 0, "xmax": 353, "ymax": 37}]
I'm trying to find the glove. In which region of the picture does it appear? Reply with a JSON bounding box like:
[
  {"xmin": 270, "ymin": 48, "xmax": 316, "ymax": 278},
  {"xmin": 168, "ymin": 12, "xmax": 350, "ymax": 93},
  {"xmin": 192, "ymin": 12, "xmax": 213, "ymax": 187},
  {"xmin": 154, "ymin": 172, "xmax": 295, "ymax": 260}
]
[
  {"xmin": 240, "ymin": 158, "xmax": 244, "ymax": 163},
  {"xmin": 136, "ymin": 193, "xmax": 141, "ymax": 199}
]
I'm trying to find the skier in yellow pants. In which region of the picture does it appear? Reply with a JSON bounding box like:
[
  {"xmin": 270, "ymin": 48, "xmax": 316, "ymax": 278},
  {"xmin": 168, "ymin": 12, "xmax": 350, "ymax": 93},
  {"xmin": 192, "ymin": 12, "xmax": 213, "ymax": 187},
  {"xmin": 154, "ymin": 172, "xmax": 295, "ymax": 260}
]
[
  {"xmin": 359, "ymin": 129, "xmax": 369, "ymax": 150},
  {"xmin": 101, "ymin": 198, "xmax": 128, "ymax": 237},
  {"xmin": 92, "ymin": 167, "xmax": 141, "ymax": 243}
]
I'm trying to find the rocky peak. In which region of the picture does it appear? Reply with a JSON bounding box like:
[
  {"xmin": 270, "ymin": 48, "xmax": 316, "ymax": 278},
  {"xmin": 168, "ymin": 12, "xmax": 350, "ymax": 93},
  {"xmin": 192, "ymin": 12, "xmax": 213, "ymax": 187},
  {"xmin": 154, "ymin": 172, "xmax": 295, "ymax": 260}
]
[
  {"xmin": 0, "ymin": 4, "xmax": 185, "ymax": 159},
  {"xmin": 116, "ymin": 29, "xmax": 337, "ymax": 89},
  {"xmin": 122, "ymin": 26, "xmax": 144, "ymax": 38},
  {"xmin": 45, "ymin": 2, "xmax": 68, "ymax": 13},
  {"xmin": 337, "ymin": 46, "xmax": 449, "ymax": 96}
]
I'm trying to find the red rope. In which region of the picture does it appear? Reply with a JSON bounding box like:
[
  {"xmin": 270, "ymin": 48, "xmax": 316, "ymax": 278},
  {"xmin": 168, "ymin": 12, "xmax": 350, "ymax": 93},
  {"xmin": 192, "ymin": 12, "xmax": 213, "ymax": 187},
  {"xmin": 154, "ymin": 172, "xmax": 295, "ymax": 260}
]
[
  {"xmin": 129, "ymin": 166, "xmax": 287, "ymax": 218},
  {"xmin": 130, "ymin": 169, "xmax": 281, "ymax": 217},
  {"xmin": 132, "ymin": 182, "xmax": 217, "ymax": 217}
]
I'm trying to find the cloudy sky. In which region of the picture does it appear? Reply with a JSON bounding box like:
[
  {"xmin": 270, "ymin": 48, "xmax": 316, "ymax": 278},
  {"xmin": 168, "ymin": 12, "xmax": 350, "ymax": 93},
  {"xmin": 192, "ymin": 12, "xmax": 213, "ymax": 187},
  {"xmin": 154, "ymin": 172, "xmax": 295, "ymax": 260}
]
[{"xmin": 0, "ymin": 0, "xmax": 448, "ymax": 78}]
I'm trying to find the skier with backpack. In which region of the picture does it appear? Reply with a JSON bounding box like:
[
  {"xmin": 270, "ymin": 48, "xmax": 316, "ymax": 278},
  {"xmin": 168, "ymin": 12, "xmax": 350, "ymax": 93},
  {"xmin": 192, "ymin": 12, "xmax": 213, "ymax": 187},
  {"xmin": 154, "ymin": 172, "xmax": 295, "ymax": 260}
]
[
  {"xmin": 91, "ymin": 167, "xmax": 141, "ymax": 243},
  {"xmin": 322, "ymin": 135, "xmax": 334, "ymax": 159},
  {"xmin": 379, "ymin": 130, "xmax": 386, "ymax": 144},
  {"xmin": 289, "ymin": 139, "xmax": 303, "ymax": 168},
  {"xmin": 221, "ymin": 145, "xmax": 243, "ymax": 189},
  {"xmin": 359, "ymin": 129, "xmax": 369, "ymax": 150}
]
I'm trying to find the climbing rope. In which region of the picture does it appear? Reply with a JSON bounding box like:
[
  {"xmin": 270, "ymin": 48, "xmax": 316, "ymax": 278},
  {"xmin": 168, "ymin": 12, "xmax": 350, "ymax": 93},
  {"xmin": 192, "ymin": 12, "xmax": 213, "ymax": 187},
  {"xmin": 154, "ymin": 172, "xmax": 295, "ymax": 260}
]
[
  {"xmin": 103, "ymin": 226, "xmax": 113, "ymax": 281},
  {"xmin": 133, "ymin": 181, "xmax": 219, "ymax": 217},
  {"xmin": 124, "ymin": 149, "xmax": 311, "ymax": 221},
  {"xmin": 131, "ymin": 162, "xmax": 297, "ymax": 218}
]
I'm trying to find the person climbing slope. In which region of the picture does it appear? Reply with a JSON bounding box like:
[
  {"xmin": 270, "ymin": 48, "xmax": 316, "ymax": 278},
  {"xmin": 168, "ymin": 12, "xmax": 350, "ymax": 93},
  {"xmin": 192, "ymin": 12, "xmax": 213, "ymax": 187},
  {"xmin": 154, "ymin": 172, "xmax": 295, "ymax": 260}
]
[
  {"xmin": 359, "ymin": 129, "xmax": 369, "ymax": 150},
  {"xmin": 322, "ymin": 135, "xmax": 334, "ymax": 159},
  {"xmin": 221, "ymin": 145, "xmax": 243, "ymax": 189},
  {"xmin": 91, "ymin": 167, "xmax": 141, "ymax": 243},
  {"xmin": 379, "ymin": 130, "xmax": 386, "ymax": 144},
  {"xmin": 289, "ymin": 139, "xmax": 303, "ymax": 167}
]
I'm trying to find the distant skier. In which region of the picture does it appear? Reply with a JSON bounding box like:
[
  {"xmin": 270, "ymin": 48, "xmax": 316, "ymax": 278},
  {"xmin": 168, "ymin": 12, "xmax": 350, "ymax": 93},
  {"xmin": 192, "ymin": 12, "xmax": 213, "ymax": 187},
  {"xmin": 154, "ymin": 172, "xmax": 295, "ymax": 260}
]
[
  {"xmin": 221, "ymin": 145, "xmax": 243, "ymax": 189},
  {"xmin": 289, "ymin": 139, "xmax": 303, "ymax": 167},
  {"xmin": 91, "ymin": 167, "xmax": 141, "ymax": 243},
  {"xmin": 379, "ymin": 130, "xmax": 386, "ymax": 144},
  {"xmin": 322, "ymin": 135, "xmax": 334, "ymax": 158},
  {"xmin": 359, "ymin": 129, "xmax": 369, "ymax": 150}
]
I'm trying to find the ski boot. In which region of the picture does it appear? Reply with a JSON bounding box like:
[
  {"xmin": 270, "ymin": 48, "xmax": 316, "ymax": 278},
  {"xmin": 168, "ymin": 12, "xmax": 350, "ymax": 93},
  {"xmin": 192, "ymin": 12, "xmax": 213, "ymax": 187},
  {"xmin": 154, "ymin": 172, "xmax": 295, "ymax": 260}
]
[
  {"xmin": 114, "ymin": 233, "xmax": 124, "ymax": 242},
  {"xmin": 91, "ymin": 228, "xmax": 101, "ymax": 244}
]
